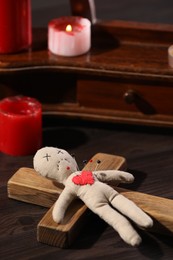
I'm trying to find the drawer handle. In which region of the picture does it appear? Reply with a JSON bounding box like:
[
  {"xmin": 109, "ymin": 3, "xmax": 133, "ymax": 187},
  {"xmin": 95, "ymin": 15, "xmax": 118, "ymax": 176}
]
[
  {"xmin": 123, "ymin": 89, "xmax": 156, "ymax": 115},
  {"xmin": 123, "ymin": 90, "xmax": 137, "ymax": 104}
]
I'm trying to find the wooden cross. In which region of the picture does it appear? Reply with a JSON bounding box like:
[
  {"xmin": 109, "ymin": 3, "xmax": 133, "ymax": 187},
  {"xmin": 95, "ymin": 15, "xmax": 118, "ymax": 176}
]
[{"xmin": 8, "ymin": 152, "xmax": 173, "ymax": 248}]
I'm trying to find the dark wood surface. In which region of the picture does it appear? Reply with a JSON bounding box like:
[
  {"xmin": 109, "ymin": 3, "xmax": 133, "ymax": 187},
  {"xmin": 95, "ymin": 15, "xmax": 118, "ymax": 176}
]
[
  {"xmin": 1, "ymin": 117, "xmax": 173, "ymax": 259},
  {"xmin": 1, "ymin": 21, "xmax": 173, "ymax": 127},
  {"xmin": 1, "ymin": 1, "xmax": 173, "ymax": 259},
  {"xmin": 1, "ymin": 2, "xmax": 173, "ymax": 127}
]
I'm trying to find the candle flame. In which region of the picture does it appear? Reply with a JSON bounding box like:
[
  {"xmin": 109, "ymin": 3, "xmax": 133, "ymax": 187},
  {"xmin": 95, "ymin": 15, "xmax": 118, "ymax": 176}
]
[{"xmin": 66, "ymin": 24, "xmax": 72, "ymax": 32}]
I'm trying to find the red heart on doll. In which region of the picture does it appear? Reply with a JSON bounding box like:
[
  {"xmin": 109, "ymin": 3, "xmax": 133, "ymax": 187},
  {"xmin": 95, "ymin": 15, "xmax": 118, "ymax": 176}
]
[{"xmin": 72, "ymin": 170, "xmax": 95, "ymax": 185}]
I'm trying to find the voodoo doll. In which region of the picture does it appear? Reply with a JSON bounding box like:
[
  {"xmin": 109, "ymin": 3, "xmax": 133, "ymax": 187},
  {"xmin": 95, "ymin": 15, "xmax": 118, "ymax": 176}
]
[{"xmin": 33, "ymin": 146, "xmax": 153, "ymax": 246}]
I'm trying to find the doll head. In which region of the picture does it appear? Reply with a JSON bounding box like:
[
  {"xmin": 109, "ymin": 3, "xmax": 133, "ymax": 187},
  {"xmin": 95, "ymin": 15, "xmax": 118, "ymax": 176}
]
[{"xmin": 33, "ymin": 146, "xmax": 78, "ymax": 183}]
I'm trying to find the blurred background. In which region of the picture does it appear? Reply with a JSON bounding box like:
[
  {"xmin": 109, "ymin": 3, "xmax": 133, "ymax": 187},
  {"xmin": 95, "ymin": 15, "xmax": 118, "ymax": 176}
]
[{"xmin": 31, "ymin": 0, "xmax": 173, "ymax": 27}]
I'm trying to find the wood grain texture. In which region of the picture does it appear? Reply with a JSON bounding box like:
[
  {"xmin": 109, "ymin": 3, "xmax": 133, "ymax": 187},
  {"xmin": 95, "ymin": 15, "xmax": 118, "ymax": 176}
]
[
  {"xmin": 8, "ymin": 150, "xmax": 173, "ymax": 247},
  {"xmin": 36, "ymin": 154, "xmax": 173, "ymax": 248},
  {"xmin": 8, "ymin": 152, "xmax": 126, "ymax": 248},
  {"xmin": 37, "ymin": 153, "xmax": 127, "ymax": 248},
  {"xmin": 0, "ymin": 22, "xmax": 172, "ymax": 81},
  {"xmin": 1, "ymin": 1, "xmax": 173, "ymax": 257},
  {"xmin": 1, "ymin": 20, "xmax": 173, "ymax": 127},
  {"xmin": 37, "ymin": 181, "xmax": 173, "ymax": 248},
  {"xmin": 0, "ymin": 21, "xmax": 173, "ymax": 75},
  {"xmin": 8, "ymin": 153, "xmax": 126, "ymax": 207},
  {"xmin": 117, "ymin": 187, "xmax": 173, "ymax": 236},
  {"xmin": 8, "ymin": 167, "xmax": 63, "ymax": 208},
  {"xmin": 1, "ymin": 21, "xmax": 173, "ymax": 127},
  {"xmin": 2, "ymin": 116, "xmax": 173, "ymax": 258}
]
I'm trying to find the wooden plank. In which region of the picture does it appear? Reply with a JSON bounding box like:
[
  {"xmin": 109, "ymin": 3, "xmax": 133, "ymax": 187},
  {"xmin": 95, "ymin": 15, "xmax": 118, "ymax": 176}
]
[
  {"xmin": 8, "ymin": 153, "xmax": 126, "ymax": 248},
  {"xmin": 37, "ymin": 154, "xmax": 173, "ymax": 248},
  {"xmin": 37, "ymin": 153, "xmax": 127, "ymax": 248},
  {"xmin": 117, "ymin": 187, "xmax": 173, "ymax": 236},
  {"xmin": 8, "ymin": 152, "xmax": 173, "ymax": 248},
  {"xmin": 38, "ymin": 186, "xmax": 173, "ymax": 248},
  {"xmin": 8, "ymin": 167, "xmax": 63, "ymax": 208},
  {"xmin": 7, "ymin": 153, "xmax": 126, "ymax": 207},
  {"xmin": 37, "ymin": 200, "xmax": 89, "ymax": 248}
]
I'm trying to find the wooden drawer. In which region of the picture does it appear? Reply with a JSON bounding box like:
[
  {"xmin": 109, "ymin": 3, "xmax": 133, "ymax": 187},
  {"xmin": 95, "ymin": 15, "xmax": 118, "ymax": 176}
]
[
  {"xmin": 77, "ymin": 78, "xmax": 173, "ymax": 116},
  {"xmin": 1, "ymin": 22, "xmax": 173, "ymax": 127}
]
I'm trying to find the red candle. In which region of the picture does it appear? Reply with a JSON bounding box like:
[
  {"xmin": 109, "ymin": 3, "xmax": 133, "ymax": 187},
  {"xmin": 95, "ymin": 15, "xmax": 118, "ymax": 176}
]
[
  {"xmin": 48, "ymin": 16, "xmax": 91, "ymax": 57},
  {"xmin": 0, "ymin": 0, "xmax": 32, "ymax": 54},
  {"xmin": 0, "ymin": 96, "xmax": 42, "ymax": 156}
]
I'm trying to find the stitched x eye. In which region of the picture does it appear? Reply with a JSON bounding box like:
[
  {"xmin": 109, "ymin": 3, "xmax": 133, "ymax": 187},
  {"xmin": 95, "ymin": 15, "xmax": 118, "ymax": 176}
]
[
  {"xmin": 43, "ymin": 153, "xmax": 51, "ymax": 161},
  {"xmin": 64, "ymin": 158, "xmax": 70, "ymax": 163},
  {"xmin": 57, "ymin": 150, "xmax": 63, "ymax": 154}
]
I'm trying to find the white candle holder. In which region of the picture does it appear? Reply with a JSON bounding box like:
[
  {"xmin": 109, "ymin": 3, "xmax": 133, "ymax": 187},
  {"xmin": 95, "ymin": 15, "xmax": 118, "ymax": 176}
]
[{"xmin": 48, "ymin": 16, "xmax": 91, "ymax": 57}]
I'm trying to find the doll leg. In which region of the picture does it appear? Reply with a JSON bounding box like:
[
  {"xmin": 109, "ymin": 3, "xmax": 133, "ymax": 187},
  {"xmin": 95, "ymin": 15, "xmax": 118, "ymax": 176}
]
[
  {"xmin": 109, "ymin": 193, "xmax": 153, "ymax": 228},
  {"xmin": 92, "ymin": 204, "xmax": 142, "ymax": 246}
]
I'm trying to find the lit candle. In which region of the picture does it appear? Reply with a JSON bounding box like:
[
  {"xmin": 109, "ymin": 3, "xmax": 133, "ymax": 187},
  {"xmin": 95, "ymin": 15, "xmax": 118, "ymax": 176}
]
[
  {"xmin": 48, "ymin": 16, "xmax": 91, "ymax": 57},
  {"xmin": 0, "ymin": 0, "xmax": 32, "ymax": 54},
  {"xmin": 0, "ymin": 96, "xmax": 42, "ymax": 156}
]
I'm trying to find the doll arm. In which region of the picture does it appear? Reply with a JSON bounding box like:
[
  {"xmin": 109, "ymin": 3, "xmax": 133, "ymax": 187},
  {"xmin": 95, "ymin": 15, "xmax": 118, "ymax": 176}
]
[
  {"xmin": 52, "ymin": 187, "xmax": 76, "ymax": 223},
  {"xmin": 94, "ymin": 170, "xmax": 134, "ymax": 184}
]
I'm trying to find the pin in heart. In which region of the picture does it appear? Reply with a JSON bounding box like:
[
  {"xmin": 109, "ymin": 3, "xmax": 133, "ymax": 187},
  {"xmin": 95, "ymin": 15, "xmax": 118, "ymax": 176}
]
[{"xmin": 72, "ymin": 170, "xmax": 95, "ymax": 185}]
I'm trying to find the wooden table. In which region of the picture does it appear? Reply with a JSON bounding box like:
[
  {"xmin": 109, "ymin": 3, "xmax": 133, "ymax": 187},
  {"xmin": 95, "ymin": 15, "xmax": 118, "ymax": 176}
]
[
  {"xmin": 1, "ymin": 118, "xmax": 173, "ymax": 259},
  {"xmin": 1, "ymin": 19, "xmax": 173, "ymax": 127},
  {"xmin": 1, "ymin": 1, "xmax": 173, "ymax": 259}
]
